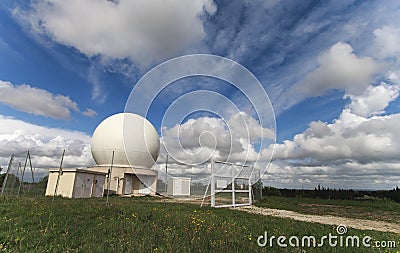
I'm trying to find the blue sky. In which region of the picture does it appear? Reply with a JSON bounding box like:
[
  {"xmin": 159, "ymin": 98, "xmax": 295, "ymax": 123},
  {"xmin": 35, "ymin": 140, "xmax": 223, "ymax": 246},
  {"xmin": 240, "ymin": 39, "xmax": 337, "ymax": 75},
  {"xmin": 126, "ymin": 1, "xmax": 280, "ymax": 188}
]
[{"xmin": 1, "ymin": 0, "xmax": 400, "ymax": 189}]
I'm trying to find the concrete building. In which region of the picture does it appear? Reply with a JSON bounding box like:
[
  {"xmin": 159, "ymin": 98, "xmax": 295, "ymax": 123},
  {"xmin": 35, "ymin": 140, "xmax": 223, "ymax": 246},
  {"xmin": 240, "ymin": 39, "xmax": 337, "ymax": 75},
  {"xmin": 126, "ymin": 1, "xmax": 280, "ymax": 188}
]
[{"xmin": 45, "ymin": 168, "xmax": 107, "ymax": 198}]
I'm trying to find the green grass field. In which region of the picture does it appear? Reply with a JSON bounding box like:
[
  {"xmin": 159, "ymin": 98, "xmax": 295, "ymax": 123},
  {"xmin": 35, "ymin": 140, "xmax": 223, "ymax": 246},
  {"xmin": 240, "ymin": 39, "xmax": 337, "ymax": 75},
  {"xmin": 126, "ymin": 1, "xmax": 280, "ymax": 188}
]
[
  {"xmin": 0, "ymin": 195, "xmax": 399, "ymax": 252},
  {"xmin": 256, "ymin": 196, "xmax": 400, "ymax": 224}
]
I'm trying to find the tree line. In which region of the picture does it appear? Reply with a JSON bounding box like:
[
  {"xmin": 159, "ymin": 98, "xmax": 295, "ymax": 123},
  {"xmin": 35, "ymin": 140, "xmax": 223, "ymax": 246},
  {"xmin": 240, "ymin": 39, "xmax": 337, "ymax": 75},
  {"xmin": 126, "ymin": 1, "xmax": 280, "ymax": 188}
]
[{"xmin": 261, "ymin": 185, "xmax": 400, "ymax": 202}]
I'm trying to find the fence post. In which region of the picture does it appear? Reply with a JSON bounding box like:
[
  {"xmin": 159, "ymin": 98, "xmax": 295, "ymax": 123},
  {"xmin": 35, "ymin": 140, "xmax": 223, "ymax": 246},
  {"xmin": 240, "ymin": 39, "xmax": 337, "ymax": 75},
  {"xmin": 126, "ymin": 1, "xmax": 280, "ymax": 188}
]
[
  {"xmin": 53, "ymin": 150, "xmax": 65, "ymax": 201},
  {"xmin": 17, "ymin": 152, "xmax": 30, "ymax": 197},
  {"xmin": 1, "ymin": 154, "xmax": 15, "ymax": 195},
  {"xmin": 210, "ymin": 159, "xmax": 215, "ymax": 207},
  {"xmin": 106, "ymin": 150, "xmax": 115, "ymax": 206}
]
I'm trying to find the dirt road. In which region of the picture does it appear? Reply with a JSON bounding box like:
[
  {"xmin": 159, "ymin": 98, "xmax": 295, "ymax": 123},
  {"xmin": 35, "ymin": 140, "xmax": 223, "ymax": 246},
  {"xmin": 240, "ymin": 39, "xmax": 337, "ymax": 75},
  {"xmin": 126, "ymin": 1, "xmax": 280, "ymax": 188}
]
[{"xmin": 237, "ymin": 206, "xmax": 400, "ymax": 234}]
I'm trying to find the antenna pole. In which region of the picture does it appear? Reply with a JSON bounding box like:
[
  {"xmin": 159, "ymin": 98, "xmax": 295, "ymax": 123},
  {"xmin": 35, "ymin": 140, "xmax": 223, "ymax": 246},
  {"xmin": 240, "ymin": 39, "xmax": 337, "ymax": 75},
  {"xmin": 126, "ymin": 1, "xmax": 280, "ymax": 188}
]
[
  {"xmin": 106, "ymin": 150, "xmax": 115, "ymax": 206},
  {"xmin": 53, "ymin": 150, "xmax": 65, "ymax": 201}
]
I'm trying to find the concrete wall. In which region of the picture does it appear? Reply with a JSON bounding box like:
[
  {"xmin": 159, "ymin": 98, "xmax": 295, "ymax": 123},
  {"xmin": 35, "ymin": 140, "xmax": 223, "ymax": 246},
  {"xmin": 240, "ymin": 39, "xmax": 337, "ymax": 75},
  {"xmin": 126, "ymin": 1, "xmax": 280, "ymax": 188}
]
[
  {"xmin": 45, "ymin": 170, "xmax": 76, "ymax": 198},
  {"xmin": 45, "ymin": 171, "xmax": 58, "ymax": 196},
  {"xmin": 59, "ymin": 172, "xmax": 76, "ymax": 197}
]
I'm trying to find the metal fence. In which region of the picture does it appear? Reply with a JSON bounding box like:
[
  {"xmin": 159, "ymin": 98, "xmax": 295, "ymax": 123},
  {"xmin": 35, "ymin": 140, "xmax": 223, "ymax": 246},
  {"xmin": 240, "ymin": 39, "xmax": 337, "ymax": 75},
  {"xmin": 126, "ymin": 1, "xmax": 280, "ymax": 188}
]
[{"xmin": 1, "ymin": 151, "xmax": 36, "ymax": 196}]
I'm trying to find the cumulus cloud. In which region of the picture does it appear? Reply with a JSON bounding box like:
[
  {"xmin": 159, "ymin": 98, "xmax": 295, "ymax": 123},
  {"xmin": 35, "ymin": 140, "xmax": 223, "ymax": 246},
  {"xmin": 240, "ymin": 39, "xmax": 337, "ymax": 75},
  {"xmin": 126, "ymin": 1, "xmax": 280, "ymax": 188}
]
[
  {"xmin": 345, "ymin": 83, "xmax": 399, "ymax": 117},
  {"xmin": 272, "ymin": 109, "xmax": 400, "ymax": 164},
  {"xmin": 293, "ymin": 42, "xmax": 383, "ymax": 97},
  {"xmin": 373, "ymin": 26, "xmax": 400, "ymax": 59},
  {"xmin": 266, "ymin": 82, "xmax": 400, "ymax": 189},
  {"xmin": 273, "ymin": 41, "xmax": 387, "ymax": 113},
  {"xmin": 161, "ymin": 112, "xmax": 274, "ymax": 166},
  {"xmin": 228, "ymin": 112, "xmax": 275, "ymax": 141},
  {"xmin": 0, "ymin": 115, "xmax": 94, "ymax": 173},
  {"xmin": 15, "ymin": 0, "xmax": 216, "ymax": 68},
  {"xmin": 0, "ymin": 80, "xmax": 96, "ymax": 119}
]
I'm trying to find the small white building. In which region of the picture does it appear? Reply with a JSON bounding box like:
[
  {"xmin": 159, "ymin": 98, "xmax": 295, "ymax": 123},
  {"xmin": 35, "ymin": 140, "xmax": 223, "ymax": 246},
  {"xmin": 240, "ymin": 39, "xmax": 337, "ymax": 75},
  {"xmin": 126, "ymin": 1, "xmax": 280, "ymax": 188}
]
[
  {"xmin": 45, "ymin": 168, "xmax": 107, "ymax": 198},
  {"xmin": 167, "ymin": 177, "xmax": 191, "ymax": 196}
]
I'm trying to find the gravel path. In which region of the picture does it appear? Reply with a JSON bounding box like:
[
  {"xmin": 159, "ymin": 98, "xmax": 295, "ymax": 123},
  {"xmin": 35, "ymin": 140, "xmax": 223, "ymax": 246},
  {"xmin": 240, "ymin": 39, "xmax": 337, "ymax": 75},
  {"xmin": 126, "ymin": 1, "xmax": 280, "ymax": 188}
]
[{"xmin": 236, "ymin": 206, "xmax": 400, "ymax": 234}]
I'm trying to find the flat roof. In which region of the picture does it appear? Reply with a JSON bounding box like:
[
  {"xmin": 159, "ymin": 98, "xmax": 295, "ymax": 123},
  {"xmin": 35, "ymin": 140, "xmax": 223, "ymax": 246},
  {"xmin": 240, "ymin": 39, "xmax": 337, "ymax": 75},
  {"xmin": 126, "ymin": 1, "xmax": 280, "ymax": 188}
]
[{"xmin": 48, "ymin": 168, "xmax": 108, "ymax": 175}]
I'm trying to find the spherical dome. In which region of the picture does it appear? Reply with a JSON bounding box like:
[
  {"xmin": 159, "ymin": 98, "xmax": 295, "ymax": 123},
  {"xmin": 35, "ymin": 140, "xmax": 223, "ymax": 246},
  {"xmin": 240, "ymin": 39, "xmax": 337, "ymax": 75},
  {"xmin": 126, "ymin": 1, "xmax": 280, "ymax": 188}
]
[{"xmin": 91, "ymin": 113, "xmax": 160, "ymax": 168}]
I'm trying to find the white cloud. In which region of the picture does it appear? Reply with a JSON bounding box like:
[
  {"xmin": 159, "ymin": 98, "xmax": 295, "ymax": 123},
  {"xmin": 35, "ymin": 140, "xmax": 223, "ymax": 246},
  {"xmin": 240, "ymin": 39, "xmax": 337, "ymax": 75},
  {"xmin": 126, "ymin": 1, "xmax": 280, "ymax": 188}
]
[
  {"xmin": 82, "ymin": 108, "xmax": 97, "ymax": 117},
  {"xmin": 161, "ymin": 112, "xmax": 274, "ymax": 166},
  {"xmin": 228, "ymin": 112, "xmax": 275, "ymax": 141},
  {"xmin": 0, "ymin": 115, "xmax": 94, "ymax": 172},
  {"xmin": 373, "ymin": 26, "xmax": 400, "ymax": 59},
  {"xmin": 267, "ymin": 82, "xmax": 400, "ymax": 188},
  {"xmin": 87, "ymin": 64, "xmax": 107, "ymax": 103},
  {"xmin": 0, "ymin": 80, "xmax": 96, "ymax": 119},
  {"xmin": 272, "ymin": 109, "xmax": 400, "ymax": 164},
  {"xmin": 294, "ymin": 42, "xmax": 383, "ymax": 97},
  {"xmin": 345, "ymin": 83, "xmax": 399, "ymax": 117},
  {"xmin": 15, "ymin": 0, "xmax": 216, "ymax": 68},
  {"xmin": 274, "ymin": 41, "xmax": 386, "ymax": 113}
]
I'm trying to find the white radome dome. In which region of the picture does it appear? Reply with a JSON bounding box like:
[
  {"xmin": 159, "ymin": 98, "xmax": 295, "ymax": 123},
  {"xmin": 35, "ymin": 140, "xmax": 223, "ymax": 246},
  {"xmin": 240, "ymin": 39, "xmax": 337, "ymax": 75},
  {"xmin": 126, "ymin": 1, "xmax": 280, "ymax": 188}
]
[{"xmin": 91, "ymin": 113, "xmax": 160, "ymax": 168}]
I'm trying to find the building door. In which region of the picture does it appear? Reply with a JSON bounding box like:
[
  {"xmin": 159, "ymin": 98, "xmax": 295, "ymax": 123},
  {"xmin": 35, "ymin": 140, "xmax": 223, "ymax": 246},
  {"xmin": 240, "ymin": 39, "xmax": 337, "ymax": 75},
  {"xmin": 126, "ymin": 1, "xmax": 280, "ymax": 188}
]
[
  {"xmin": 73, "ymin": 173, "xmax": 84, "ymax": 198},
  {"xmin": 124, "ymin": 175, "xmax": 132, "ymax": 195},
  {"xmin": 73, "ymin": 173, "xmax": 92, "ymax": 198},
  {"xmin": 92, "ymin": 175, "xmax": 105, "ymax": 197},
  {"xmin": 82, "ymin": 173, "xmax": 92, "ymax": 198},
  {"xmin": 174, "ymin": 178, "xmax": 182, "ymax": 194}
]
